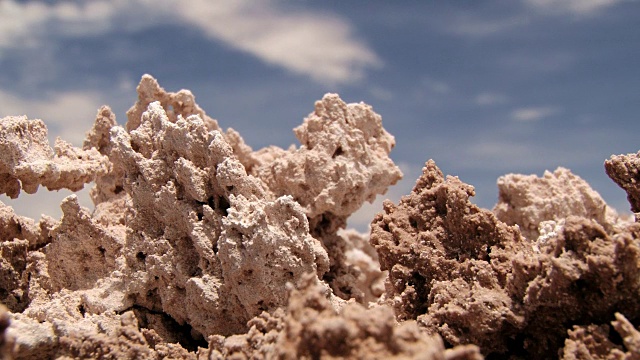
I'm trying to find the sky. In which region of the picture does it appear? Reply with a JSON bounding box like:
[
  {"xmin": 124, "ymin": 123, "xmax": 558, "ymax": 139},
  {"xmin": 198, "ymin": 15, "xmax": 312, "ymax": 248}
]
[{"xmin": 0, "ymin": 0, "xmax": 639, "ymax": 232}]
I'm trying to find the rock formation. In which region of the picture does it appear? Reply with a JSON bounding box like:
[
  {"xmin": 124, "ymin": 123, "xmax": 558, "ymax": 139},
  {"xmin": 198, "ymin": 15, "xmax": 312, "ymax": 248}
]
[
  {"xmin": 2, "ymin": 75, "xmax": 640, "ymax": 359},
  {"xmin": 370, "ymin": 160, "xmax": 640, "ymax": 358},
  {"xmin": 606, "ymin": 151, "xmax": 640, "ymax": 216}
]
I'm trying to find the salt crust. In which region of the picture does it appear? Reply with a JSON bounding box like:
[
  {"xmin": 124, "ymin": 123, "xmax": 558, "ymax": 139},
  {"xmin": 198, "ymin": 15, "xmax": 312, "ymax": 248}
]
[{"xmin": 1, "ymin": 75, "xmax": 640, "ymax": 359}]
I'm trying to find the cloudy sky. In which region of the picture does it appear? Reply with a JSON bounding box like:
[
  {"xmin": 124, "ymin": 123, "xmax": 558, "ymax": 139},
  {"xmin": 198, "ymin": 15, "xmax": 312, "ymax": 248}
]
[{"xmin": 1, "ymin": 0, "xmax": 639, "ymax": 231}]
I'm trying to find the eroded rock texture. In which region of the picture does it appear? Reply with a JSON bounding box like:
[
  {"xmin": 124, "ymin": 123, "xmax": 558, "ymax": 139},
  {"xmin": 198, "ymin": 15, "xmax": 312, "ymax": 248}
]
[
  {"xmin": 0, "ymin": 115, "xmax": 109, "ymax": 199},
  {"xmin": 0, "ymin": 304, "xmax": 11, "ymax": 359},
  {"xmin": 3, "ymin": 74, "xmax": 640, "ymax": 359},
  {"xmin": 606, "ymin": 151, "xmax": 640, "ymax": 215},
  {"xmin": 494, "ymin": 167, "xmax": 619, "ymax": 239},
  {"xmin": 562, "ymin": 313, "xmax": 640, "ymax": 360},
  {"xmin": 251, "ymin": 93, "xmax": 402, "ymax": 301},
  {"xmin": 370, "ymin": 160, "xmax": 640, "ymax": 358},
  {"xmin": 204, "ymin": 274, "xmax": 482, "ymax": 360},
  {"xmin": 1, "ymin": 75, "xmax": 401, "ymax": 358}
]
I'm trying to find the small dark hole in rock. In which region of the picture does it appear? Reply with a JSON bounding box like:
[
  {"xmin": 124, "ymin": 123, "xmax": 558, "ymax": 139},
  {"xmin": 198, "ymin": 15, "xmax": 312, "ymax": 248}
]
[
  {"xmin": 136, "ymin": 252, "xmax": 146, "ymax": 261},
  {"xmin": 339, "ymin": 286, "xmax": 352, "ymax": 297},
  {"xmin": 332, "ymin": 146, "xmax": 344, "ymax": 158},
  {"xmin": 226, "ymin": 185, "xmax": 234, "ymax": 191},
  {"xmin": 608, "ymin": 321, "xmax": 626, "ymax": 347},
  {"xmin": 257, "ymin": 300, "xmax": 267, "ymax": 312},
  {"xmin": 498, "ymin": 333, "xmax": 528, "ymax": 359},
  {"xmin": 78, "ymin": 304, "xmax": 86, "ymax": 317},
  {"xmin": 98, "ymin": 246, "xmax": 106, "ymax": 256},
  {"xmin": 114, "ymin": 185, "xmax": 124, "ymax": 194},
  {"xmin": 574, "ymin": 279, "xmax": 588, "ymax": 292},
  {"xmin": 132, "ymin": 305, "xmax": 209, "ymax": 351},
  {"xmin": 218, "ymin": 195, "xmax": 230, "ymax": 215}
]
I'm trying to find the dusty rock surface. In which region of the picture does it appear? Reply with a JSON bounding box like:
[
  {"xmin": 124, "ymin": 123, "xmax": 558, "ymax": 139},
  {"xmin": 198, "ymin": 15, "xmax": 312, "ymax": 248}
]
[
  {"xmin": 494, "ymin": 167, "xmax": 620, "ymax": 239},
  {"xmin": 205, "ymin": 273, "xmax": 482, "ymax": 360},
  {"xmin": 606, "ymin": 151, "xmax": 640, "ymax": 216},
  {"xmin": 0, "ymin": 115, "xmax": 109, "ymax": 199},
  {"xmin": 2, "ymin": 75, "xmax": 640, "ymax": 359},
  {"xmin": 370, "ymin": 160, "xmax": 640, "ymax": 358},
  {"xmin": 562, "ymin": 313, "xmax": 640, "ymax": 359}
]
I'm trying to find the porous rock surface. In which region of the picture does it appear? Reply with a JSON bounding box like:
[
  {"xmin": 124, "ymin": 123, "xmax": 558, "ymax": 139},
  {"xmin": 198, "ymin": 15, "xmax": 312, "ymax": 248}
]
[
  {"xmin": 562, "ymin": 313, "xmax": 640, "ymax": 359},
  {"xmin": 3, "ymin": 75, "xmax": 640, "ymax": 359},
  {"xmin": 0, "ymin": 115, "xmax": 109, "ymax": 199},
  {"xmin": 370, "ymin": 159, "xmax": 640, "ymax": 358},
  {"xmin": 0, "ymin": 75, "xmax": 433, "ymax": 359},
  {"xmin": 250, "ymin": 92, "xmax": 402, "ymax": 301},
  {"xmin": 606, "ymin": 151, "xmax": 640, "ymax": 215},
  {"xmin": 205, "ymin": 273, "xmax": 482, "ymax": 360},
  {"xmin": 494, "ymin": 167, "xmax": 620, "ymax": 239}
]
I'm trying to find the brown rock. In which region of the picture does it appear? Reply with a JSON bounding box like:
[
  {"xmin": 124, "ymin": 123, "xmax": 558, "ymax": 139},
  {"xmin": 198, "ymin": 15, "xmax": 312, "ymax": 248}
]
[
  {"xmin": 606, "ymin": 151, "xmax": 640, "ymax": 215},
  {"xmin": 562, "ymin": 313, "xmax": 640, "ymax": 360},
  {"xmin": 370, "ymin": 159, "xmax": 640, "ymax": 358},
  {"xmin": 7, "ymin": 74, "xmax": 640, "ymax": 359},
  {"xmin": 494, "ymin": 167, "xmax": 619, "ymax": 239},
  {"xmin": 57, "ymin": 311, "xmax": 195, "ymax": 360},
  {"xmin": 0, "ymin": 304, "xmax": 11, "ymax": 359},
  {"xmin": 371, "ymin": 160, "xmax": 525, "ymax": 355},
  {"xmin": 251, "ymin": 93, "xmax": 402, "ymax": 301},
  {"xmin": 0, "ymin": 115, "xmax": 109, "ymax": 198},
  {"xmin": 205, "ymin": 273, "xmax": 483, "ymax": 360},
  {"xmin": 0, "ymin": 202, "xmax": 51, "ymax": 312}
]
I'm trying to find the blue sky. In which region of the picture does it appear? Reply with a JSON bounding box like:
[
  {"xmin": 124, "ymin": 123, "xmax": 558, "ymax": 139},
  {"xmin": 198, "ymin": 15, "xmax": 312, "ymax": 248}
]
[{"xmin": 1, "ymin": 0, "xmax": 639, "ymax": 231}]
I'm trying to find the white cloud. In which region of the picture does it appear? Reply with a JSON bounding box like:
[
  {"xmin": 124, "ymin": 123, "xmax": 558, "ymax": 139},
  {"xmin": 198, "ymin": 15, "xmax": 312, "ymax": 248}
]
[
  {"xmin": 0, "ymin": 89, "xmax": 102, "ymax": 146},
  {"xmin": 0, "ymin": 1, "xmax": 125, "ymax": 49},
  {"xmin": 0, "ymin": 0, "xmax": 381, "ymax": 85},
  {"xmin": 475, "ymin": 92, "xmax": 508, "ymax": 106},
  {"xmin": 429, "ymin": 81, "xmax": 451, "ymax": 95},
  {"xmin": 450, "ymin": 139, "xmax": 569, "ymax": 172},
  {"xmin": 175, "ymin": 0, "xmax": 381, "ymax": 84},
  {"xmin": 368, "ymin": 86, "xmax": 394, "ymax": 102},
  {"xmin": 442, "ymin": 0, "xmax": 629, "ymax": 39},
  {"xmin": 445, "ymin": 15, "xmax": 529, "ymax": 37},
  {"xmin": 524, "ymin": 0, "xmax": 628, "ymax": 16},
  {"xmin": 413, "ymin": 77, "xmax": 452, "ymax": 99},
  {"xmin": 501, "ymin": 51, "xmax": 576, "ymax": 74},
  {"xmin": 409, "ymin": 78, "xmax": 455, "ymax": 109},
  {"xmin": 511, "ymin": 106, "xmax": 559, "ymax": 122}
]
